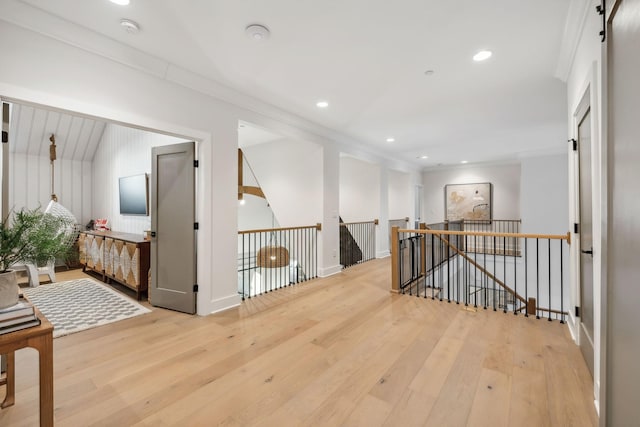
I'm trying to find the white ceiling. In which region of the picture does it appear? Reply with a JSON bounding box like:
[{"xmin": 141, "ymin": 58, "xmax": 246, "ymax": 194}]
[{"xmin": 13, "ymin": 0, "xmax": 574, "ymax": 168}]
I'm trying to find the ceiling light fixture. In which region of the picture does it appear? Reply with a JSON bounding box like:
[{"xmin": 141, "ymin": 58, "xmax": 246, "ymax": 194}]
[
  {"xmin": 316, "ymin": 100, "xmax": 329, "ymax": 108},
  {"xmin": 120, "ymin": 19, "xmax": 140, "ymax": 34},
  {"xmin": 473, "ymin": 50, "xmax": 492, "ymax": 61},
  {"xmin": 461, "ymin": 160, "xmax": 469, "ymax": 164},
  {"xmin": 110, "ymin": 0, "xmax": 130, "ymax": 5},
  {"xmin": 417, "ymin": 155, "xmax": 429, "ymax": 159},
  {"xmin": 245, "ymin": 24, "xmax": 270, "ymax": 41},
  {"xmin": 386, "ymin": 137, "xmax": 395, "ymax": 143}
]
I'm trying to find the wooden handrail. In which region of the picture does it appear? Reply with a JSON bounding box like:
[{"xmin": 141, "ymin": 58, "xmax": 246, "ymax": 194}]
[
  {"xmin": 397, "ymin": 229, "xmax": 570, "ymax": 242},
  {"xmin": 340, "ymin": 219, "xmax": 379, "ymax": 226},
  {"xmin": 389, "ymin": 217, "xmax": 410, "ymax": 223},
  {"xmin": 238, "ymin": 224, "xmax": 322, "ymax": 234},
  {"xmin": 462, "ymin": 219, "xmax": 522, "ymax": 223}
]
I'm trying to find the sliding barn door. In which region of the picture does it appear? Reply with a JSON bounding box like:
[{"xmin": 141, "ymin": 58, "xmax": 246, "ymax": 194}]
[
  {"xmin": 150, "ymin": 142, "xmax": 197, "ymax": 314},
  {"xmin": 606, "ymin": 0, "xmax": 640, "ymax": 423}
]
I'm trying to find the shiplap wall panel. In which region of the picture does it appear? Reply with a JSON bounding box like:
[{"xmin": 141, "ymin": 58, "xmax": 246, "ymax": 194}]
[
  {"xmin": 38, "ymin": 154, "xmax": 49, "ymax": 204},
  {"xmin": 28, "ymin": 108, "xmax": 48, "ymax": 156},
  {"xmin": 9, "ymin": 153, "xmax": 93, "ymax": 224},
  {"xmin": 7, "ymin": 103, "xmax": 106, "ymax": 225},
  {"xmin": 92, "ymin": 123, "xmax": 188, "ymax": 235},
  {"xmin": 62, "ymin": 116, "xmax": 83, "ymax": 159}
]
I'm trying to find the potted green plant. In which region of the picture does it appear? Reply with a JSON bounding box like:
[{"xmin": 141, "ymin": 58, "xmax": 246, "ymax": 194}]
[{"xmin": 0, "ymin": 207, "xmax": 74, "ymax": 309}]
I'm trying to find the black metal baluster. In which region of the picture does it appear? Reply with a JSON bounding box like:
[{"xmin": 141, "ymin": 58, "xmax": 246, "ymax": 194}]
[
  {"xmin": 483, "ymin": 235, "xmax": 487, "ymax": 309},
  {"xmin": 560, "ymin": 239, "xmax": 565, "ymax": 323},
  {"xmin": 548, "ymin": 239, "xmax": 552, "ymax": 321},
  {"xmin": 447, "ymin": 235, "xmax": 451, "ymax": 303},
  {"xmin": 524, "ymin": 238, "xmax": 528, "ymax": 316},
  {"xmin": 514, "ymin": 234, "xmax": 518, "ymax": 315},
  {"xmin": 493, "ymin": 235, "xmax": 497, "ymax": 311},
  {"xmin": 536, "ymin": 238, "xmax": 540, "ymax": 319},
  {"xmin": 503, "ymin": 236, "xmax": 507, "ymax": 313},
  {"xmin": 431, "ymin": 234, "xmax": 435, "ymax": 299},
  {"xmin": 464, "ymin": 235, "xmax": 468, "ymax": 306}
]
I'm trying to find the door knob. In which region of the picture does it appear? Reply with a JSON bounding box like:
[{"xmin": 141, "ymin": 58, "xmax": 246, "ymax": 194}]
[{"xmin": 581, "ymin": 248, "xmax": 593, "ymax": 255}]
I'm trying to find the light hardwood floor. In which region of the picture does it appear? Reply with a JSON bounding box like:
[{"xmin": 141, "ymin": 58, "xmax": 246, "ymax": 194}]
[{"xmin": 1, "ymin": 259, "xmax": 597, "ymax": 426}]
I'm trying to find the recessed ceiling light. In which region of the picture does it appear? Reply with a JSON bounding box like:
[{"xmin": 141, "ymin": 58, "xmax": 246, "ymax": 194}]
[
  {"xmin": 473, "ymin": 50, "xmax": 492, "ymax": 61},
  {"xmin": 417, "ymin": 155, "xmax": 429, "ymax": 159},
  {"xmin": 461, "ymin": 160, "xmax": 469, "ymax": 164},
  {"xmin": 386, "ymin": 137, "xmax": 395, "ymax": 143},
  {"xmin": 110, "ymin": 0, "xmax": 130, "ymax": 5},
  {"xmin": 316, "ymin": 101, "xmax": 329, "ymax": 108},
  {"xmin": 245, "ymin": 24, "xmax": 270, "ymax": 41},
  {"xmin": 120, "ymin": 19, "xmax": 140, "ymax": 34}
]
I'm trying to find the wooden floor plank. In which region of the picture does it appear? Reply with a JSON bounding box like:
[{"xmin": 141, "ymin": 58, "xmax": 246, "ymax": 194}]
[
  {"xmin": 466, "ymin": 368, "xmax": 512, "ymax": 427},
  {"xmin": 0, "ymin": 259, "xmax": 598, "ymax": 426}
]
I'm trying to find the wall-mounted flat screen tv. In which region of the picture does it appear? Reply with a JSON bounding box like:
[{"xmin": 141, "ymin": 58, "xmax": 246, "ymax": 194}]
[{"xmin": 119, "ymin": 173, "xmax": 149, "ymax": 216}]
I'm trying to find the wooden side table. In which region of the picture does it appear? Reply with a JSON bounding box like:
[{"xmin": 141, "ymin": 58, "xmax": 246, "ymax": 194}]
[{"xmin": 0, "ymin": 309, "xmax": 54, "ymax": 427}]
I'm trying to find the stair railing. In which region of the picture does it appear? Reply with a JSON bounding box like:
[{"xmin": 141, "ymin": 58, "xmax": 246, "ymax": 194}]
[
  {"xmin": 238, "ymin": 223, "xmax": 321, "ymax": 299},
  {"xmin": 340, "ymin": 219, "xmax": 378, "ymax": 269},
  {"xmin": 391, "ymin": 225, "xmax": 571, "ymax": 322}
]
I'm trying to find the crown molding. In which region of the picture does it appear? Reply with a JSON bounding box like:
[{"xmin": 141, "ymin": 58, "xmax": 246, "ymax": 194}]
[{"xmin": 555, "ymin": 0, "xmax": 592, "ymax": 82}]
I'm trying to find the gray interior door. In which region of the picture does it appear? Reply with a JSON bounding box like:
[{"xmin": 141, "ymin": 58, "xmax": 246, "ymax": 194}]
[
  {"xmin": 577, "ymin": 96, "xmax": 594, "ymax": 378},
  {"xmin": 607, "ymin": 0, "xmax": 640, "ymax": 423},
  {"xmin": 150, "ymin": 142, "xmax": 196, "ymax": 314}
]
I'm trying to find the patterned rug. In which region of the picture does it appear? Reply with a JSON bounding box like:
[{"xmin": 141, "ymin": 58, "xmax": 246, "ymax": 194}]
[{"xmin": 22, "ymin": 278, "xmax": 151, "ymax": 338}]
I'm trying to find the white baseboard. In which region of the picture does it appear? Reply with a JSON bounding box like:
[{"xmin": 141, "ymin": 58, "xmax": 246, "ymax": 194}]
[
  {"xmin": 319, "ymin": 265, "xmax": 342, "ymax": 277},
  {"xmin": 376, "ymin": 250, "xmax": 390, "ymax": 258},
  {"xmin": 567, "ymin": 312, "xmax": 578, "ymax": 343},
  {"xmin": 201, "ymin": 293, "xmax": 242, "ymax": 316}
]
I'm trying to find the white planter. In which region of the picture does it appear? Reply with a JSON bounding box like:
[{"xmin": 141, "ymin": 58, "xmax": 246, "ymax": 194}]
[{"xmin": 0, "ymin": 271, "xmax": 19, "ymax": 309}]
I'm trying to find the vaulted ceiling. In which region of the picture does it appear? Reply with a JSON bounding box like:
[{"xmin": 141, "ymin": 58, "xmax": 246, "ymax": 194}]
[
  {"xmin": 6, "ymin": 0, "xmax": 575, "ymax": 168},
  {"xmin": 9, "ymin": 103, "xmax": 106, "ymax": 161}
]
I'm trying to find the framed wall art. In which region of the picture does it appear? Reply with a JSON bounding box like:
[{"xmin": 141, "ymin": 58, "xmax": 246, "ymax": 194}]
[{"xmin": 444, "ymin": 182, "xmax": 492, "ymax": 221}]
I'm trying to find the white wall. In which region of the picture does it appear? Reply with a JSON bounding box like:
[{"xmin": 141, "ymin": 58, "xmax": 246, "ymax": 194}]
[
  {"xmin": 339, "ymin": 155, "xmax": 380, "ymax": 222},
  {"xmin": 92, "ymin": 123, "xmax": 187, "ymax": 235},
  {"xmin": 9, "ymin": 153, "xmax": 92, "ymax": 224},
  {"xmin": 564, "ymin": 0, "xmax": 604, "ymax": 412},
  {"xmin": 242, "ymin": 138, "xmax": 323, "ymax": 228},
  {"xmin": 520, "ymin": 154, "xmax": 569, "ymax": 234},
  {"xmin": 422, "ymin": 163, "xmax": 521, "ymax": 224},
  {"xmin": 388, "ymin": 169, "xmax": 412, "ymax": 221}
]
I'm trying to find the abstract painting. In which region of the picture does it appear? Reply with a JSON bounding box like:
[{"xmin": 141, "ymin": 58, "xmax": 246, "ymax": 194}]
[{"xmin": 444, "ymin": 182, "xmax": 492, "ymax": 221}]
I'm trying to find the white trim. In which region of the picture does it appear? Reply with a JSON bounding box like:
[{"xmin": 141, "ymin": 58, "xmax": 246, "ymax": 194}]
[
  {"xmin": 206, "ymin": 293, "xmax": 242, "ymax": 316},
  {"xmin": 555, "ymin": 0, "xmax": 592, "ymax": 82},
  {"xmin": 319, "ymin": 265, "xmax": 342, "ymax": 277},
  {"xmin": 376, "ymin": 250, "xmax": 391, "ymax": 259}
]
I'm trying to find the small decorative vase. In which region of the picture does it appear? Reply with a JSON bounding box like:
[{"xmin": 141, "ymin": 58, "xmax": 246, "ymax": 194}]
[{"xmin": 0, "ymin": 271, "xmax": 20, "ymax": 309}]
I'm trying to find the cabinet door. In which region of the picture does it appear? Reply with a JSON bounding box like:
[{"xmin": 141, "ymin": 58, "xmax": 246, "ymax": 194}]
[
  {"xmin": 104, "ymin": 238, "xmax": 114, "ymax": 277},
  {"xmin": 124, "ymin": 243, "xmax": 140, "ymax": 287},
  {"xmin": 78, "ymin": 233, "xmax": 87, "ymax": 265},
  {"xmin": 114, "ymin": 240, "xmax": 125, "ymax": 283}
]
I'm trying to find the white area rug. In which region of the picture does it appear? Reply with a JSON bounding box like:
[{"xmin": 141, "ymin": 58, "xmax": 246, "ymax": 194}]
[{"xmin": 22, "ymin": 278, "xmax": 151, "ymax": 338}]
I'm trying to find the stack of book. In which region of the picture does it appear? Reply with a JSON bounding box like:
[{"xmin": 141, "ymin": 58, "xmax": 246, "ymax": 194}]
[{"xmin": 0, "ymin": 300, "xmax": 40, "ymax": 334}]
